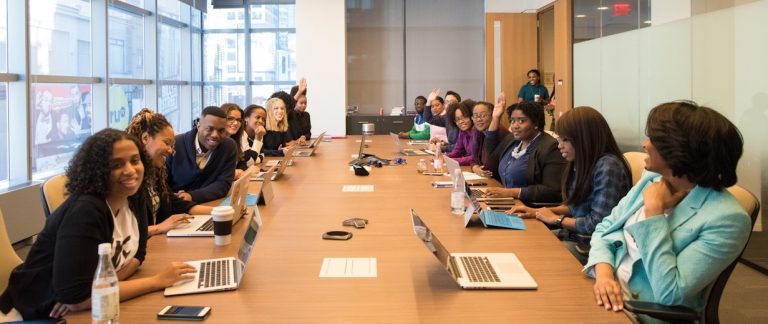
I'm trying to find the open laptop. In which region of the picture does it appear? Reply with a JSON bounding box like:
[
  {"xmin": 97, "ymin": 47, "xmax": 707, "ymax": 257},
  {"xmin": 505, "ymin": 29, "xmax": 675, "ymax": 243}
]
[
  {"xmin": 254, "ymin": 166, "xmax": 275, "ymax": 205},
  {"xmin": 167, "ymin": 167, "xmax": 254, "ymax": 237},
  {"xmin": 462, "ymin": 197, "xmax": 526, "ymax": 230},
  {"xmin": 164, "ymin": 210, "xmax": 263, "ymax": 296},
  {"xmin": 349, "ymin": 132, "xmax": 369, "ymax": 165},
  {"xmin": 410, "ymin": 209, "xmax": 537, "ymax": 289},
  {"xmin": 390, "ymin": 132, "xmax": 430, "ymax": 156},
  {"xmin": 294, "ymin": 131, "xmax": 327, "ymax": 157},
  {"xmin": 252, "ymin": 146, "xmax": 295, "ymax": 181},
  {"xmin": 298, "ymin": 131, "xmax": 326, "ymax": 149}
]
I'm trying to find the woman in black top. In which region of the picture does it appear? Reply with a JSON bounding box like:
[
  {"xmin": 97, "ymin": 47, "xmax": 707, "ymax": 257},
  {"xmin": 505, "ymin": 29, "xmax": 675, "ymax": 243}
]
[
  {"xmin": 0, "ymin": 129, "xmax": 195, "ymax": 321},
  {"xmin": 262, "ymin": 97, "xmax": 295, "ymax": 156},
  {"xmin": 125, "ymin": 109, "xmax": 213, "ymax": 236},
  {"xmin": 294, "ymin": 94, "xmax": 312, "ymax": 141}
]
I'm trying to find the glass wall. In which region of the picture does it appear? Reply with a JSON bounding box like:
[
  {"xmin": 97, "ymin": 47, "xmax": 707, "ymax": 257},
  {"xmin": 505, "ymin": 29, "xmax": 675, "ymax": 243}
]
[
  {"xmin": 203, "ymin": 0, "xmax": 297, "ymax": 108},
  {"xmin": 0, "ymin": 0, "xmax": 204, "ymax": 185}
]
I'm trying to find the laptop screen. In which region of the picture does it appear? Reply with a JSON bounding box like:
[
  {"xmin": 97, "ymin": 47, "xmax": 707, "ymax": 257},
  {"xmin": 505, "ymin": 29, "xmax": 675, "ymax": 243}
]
[
  {"xmin": 389, "ymin": 132, "xmax": 402, "ymax": 153},
  {"xmin": 410, "ymin": 209, "xmax": 451, "ymax": 268},
  {"xmin": 236, "ymin": 212, "xmax": 261, "ymax": 269}
]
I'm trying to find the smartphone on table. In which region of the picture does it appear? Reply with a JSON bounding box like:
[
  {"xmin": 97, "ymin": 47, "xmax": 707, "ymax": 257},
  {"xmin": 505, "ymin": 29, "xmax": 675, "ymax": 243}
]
[{"xmin": 157, "ymin": 305, "xmax": 211, "ymax": 321}]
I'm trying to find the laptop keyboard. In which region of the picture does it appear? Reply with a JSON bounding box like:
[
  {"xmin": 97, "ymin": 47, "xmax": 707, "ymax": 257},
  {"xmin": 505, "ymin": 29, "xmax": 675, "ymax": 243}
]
[
  {"xmin": 470, "ymin": 188, "xmax": 486, "ymax": 199},
  {"xmin": 196, "ymin": 218, "xmax": 214, "ymax": 232},
  {"xmin": 483, "ymin": 212, "xmax": 514, "ymax": 227},
  {"xmin": 460, "ymin": 256, "xmax": 500, "ymax": 283},
  {"xmin": 198, "ymin": 259, "xmax": 231, "ymax": 288}
]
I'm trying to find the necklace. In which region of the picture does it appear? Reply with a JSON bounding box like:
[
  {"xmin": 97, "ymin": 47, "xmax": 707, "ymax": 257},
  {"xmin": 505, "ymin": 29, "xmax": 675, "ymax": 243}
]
[{"xmin": 510, "ymin": 131, "xmax": 542, "ymax": 159}]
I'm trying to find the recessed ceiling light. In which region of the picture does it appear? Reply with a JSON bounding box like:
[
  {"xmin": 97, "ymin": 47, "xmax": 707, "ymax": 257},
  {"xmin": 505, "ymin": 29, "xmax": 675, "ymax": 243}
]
[
  {"xmin": 597, "ymin": 6, "xmax": 609, "ymax": 10},
  {"xmin": 576, "ymin": 14, "xmax": 587, "ymax": 18}
]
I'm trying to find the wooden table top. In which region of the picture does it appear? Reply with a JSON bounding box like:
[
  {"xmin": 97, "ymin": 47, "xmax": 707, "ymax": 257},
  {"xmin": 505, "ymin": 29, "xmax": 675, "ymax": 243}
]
[{"xmin": 66, "ymin": 135, "xmax": 626, "ymax": 323}]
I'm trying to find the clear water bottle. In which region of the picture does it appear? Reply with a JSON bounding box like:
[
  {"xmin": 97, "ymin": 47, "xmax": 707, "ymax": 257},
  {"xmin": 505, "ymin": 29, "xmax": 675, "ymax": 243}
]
[
  {"xmin": 433, "ymin": 143, "xmax": 444, "ymax": 173},
  {"xmin": 92, "ymin": 243, "xmax": 119, "ymax": 324},
  {"xmin": 417, "ymin": 159, "xmax": 427, "ymax": 174},
  {"xmin": 451, "ymin": 169, "xmax": 465, "ymax": 215}
]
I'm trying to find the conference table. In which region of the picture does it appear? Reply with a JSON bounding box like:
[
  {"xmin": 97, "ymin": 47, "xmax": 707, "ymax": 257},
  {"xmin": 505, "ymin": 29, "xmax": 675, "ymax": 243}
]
[{"xmin": 69, "ymin": 135, "xmax": 626, "ymax": 323}]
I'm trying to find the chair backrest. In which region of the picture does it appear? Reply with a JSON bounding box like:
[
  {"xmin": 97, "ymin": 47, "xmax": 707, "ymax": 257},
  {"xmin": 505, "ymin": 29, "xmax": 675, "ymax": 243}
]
[
  {"xmin": 0, "ymin": 207, "xmax": 23, "ymax": 293},
  {"xmin": 41, "ymin": 173, "xmax": 68, "ymax": 217},
  {"xmin": 622, "ymin": 152, "xmax": 645, "ymax": 185},
  {"xmin": 701, "ymin": 185, "xmax": 760, "ymax": 323}
]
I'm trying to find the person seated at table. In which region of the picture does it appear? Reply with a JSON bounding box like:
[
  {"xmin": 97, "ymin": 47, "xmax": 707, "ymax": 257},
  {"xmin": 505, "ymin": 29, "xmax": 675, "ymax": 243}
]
[
  {"xmin": 509, "ymin": 106, "xmax": 631, "ymax": 264},
  {"xmin": 240, "ymin": 104, "xmax": 267, "ymax": 168},
  {"xmin": 482, "ymin": 93, "xmax": 565, "ymax": 204},
  {"xmin": 269, "ymin": 90, "xmax": 305, "ymax": 145},
  {"xmin": 166, "ymin": 106, "xmax": 237, "ymax": 203},
  {"xmin": 125, "ymin": 109, "xmax": 214, "ymax": 236},
  {"xmin": 468, "ymin": 101, "xmax": 508, "ymax": 178},
  {"xmin": 423, "ymin": 88, "xmax": 459, "ymax": 152},
  {"xmin": 221, "ymin": 103, "xmax": 248, "ymax": 180},
  {"xmin": 262, "ymin": 97, "xmax": 296, "ymax": 156},
  {"xmin": 0, "ymin": 129, "xmax": 195, "ymax": 321},
  {"xmin": 517, "ymin": 69, "xmax": 549, "ymax": 103},
  {"xmin": 445, "ymin": 101, "xmax": 481, "ymax": 166},
  {"xmin": 294, "ymin": 92, "xmax": 312, "ymax": 142},
  {"xmin": 398, "ymin": 95, "xmax": 430, "ymax": 140},
  {"xmin": 586, "ymin": 101, "xmax": 751, "ymax": 319}
]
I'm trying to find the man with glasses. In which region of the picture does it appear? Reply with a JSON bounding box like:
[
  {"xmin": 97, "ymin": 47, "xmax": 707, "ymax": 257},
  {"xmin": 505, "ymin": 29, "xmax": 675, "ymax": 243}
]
[{"xmin": 166, "ymin": 106, "xmax": 238, "ymax": 203}]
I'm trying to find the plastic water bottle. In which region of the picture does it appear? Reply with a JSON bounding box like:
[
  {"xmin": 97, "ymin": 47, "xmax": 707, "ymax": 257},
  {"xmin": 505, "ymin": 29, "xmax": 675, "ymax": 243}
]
[
  {"xmin": 417, "ymin": 159, "xmax": 427, "ymax": 174},
  {"xmin": 451, "ymin": 169, "xmax": 465, "ymax": 215},
  {"xmin": 433, "ymin": 143, "xmax": 444, "ymax": 173},
  {"xmin": 92, "ymin": 243, "xmax": 119, "ymax": 324}
]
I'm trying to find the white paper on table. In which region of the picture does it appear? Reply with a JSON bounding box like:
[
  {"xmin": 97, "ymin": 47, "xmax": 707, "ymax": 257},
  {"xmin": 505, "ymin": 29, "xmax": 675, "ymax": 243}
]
[
  {"xmin": 319, "ymin": 258, "xmax": 377, "ymax": 278},
  {"xmin": 462, "ymin": 171, "xmax": 486, "ymax": 181},
  {"xmin": 355, "ymin": 139, "xmax": 373, "ymax": 143},
  {"xmin": 342, "ymin": 185, "xmax": 375, "ymax": 192},
  {"xmin": 429, "ymin": 124, "xmax": 448, "ymax": 142}
]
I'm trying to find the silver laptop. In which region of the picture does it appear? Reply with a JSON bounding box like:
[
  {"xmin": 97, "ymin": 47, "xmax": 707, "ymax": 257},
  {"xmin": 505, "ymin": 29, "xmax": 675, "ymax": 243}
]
[
  {"xmin": 293, "ymin": 131, "xmax": 326, "ymax": 157},
  {"xmin": 252, "ymin": 146, "xmax": 295, "ymax": 181},
  {"xmin": 410, "ymin": 209, "xmax": 537, "ymax": 289},
  {"xmin": 254, "ymin": 166, "xmax": 275, "ymax": 206},
  {"xmin": 164, "ymin": 210, "xmax": 263, "ymax": 296},
  {"xmin": 390, "ymin": 132, "xmax": 430, "ymax": 156},
  {"xmin": 167, "ymin": 167, "xmax": 255, "ymax": 237}
]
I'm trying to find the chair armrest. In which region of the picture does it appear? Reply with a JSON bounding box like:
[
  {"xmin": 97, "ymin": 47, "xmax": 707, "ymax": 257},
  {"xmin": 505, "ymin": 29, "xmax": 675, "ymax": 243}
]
[{"xmin": 623, "ymin": 300, "xmax": 699, "ymax": 321}]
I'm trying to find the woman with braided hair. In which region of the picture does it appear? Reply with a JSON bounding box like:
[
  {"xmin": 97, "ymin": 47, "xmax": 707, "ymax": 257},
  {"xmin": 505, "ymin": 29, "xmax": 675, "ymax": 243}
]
[{"xmin": 125, "ymin": 108, "xmax": 213, "ymax": 236}]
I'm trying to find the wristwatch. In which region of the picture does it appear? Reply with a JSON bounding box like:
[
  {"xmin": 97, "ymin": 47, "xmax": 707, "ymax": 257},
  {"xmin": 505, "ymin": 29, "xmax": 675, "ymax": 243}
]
[{"xmin": 555, "ymin": 215, "xmax": 565, "ymax": 229}]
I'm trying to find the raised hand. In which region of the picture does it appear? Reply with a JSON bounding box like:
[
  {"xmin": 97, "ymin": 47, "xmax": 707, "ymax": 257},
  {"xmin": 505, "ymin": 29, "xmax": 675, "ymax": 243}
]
[
  {"xmin": 427, "ymin": 88, "xmax": 441, "ymax": 103},
  {"xmin": 493, "ymin": 92, "xmax": 506, "ymax": 119}
]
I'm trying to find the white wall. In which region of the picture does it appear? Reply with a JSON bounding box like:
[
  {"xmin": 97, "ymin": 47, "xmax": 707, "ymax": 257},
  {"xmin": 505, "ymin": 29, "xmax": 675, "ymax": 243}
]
[
  {"xmin": 485, "ymin": 0, "xmax": 553, "ymax": 13},
  {"xmin": 295, "ymin": 0, "xmax": 346, "ymax": 136},
  {"xmin": 574, "ymin": 0, "xmax": 768, "ymax": 230}
]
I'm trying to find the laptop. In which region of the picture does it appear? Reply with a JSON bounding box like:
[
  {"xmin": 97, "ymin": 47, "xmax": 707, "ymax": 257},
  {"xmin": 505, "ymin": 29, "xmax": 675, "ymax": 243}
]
[
  {"xmin": 252, "ymin": 146, "xmax": 295, "ymax": 181},
  {"xmin": 164, "ymin": 210, "xmax": 263, "ymax": 296},
  {"xmin": 458, "ymin": 172, "xmax": 515, "ymax": 204},
  {"xmin": 254, "ymin": 166, "xmax": 275, "ymax": 206},
  {"xmin": 294, "ymin": 131, "xmax": 327, "ymax": 157},
  {"xmin": 349, "ymin": 132, "xmax": 369, "ymax": 165},
  {"xmin": 167, "ymin": 167, "xmax": 255, "ymax": 237},
  {"xmin": 463, "ymin": 197, "xmax": 526, "ymax": 230},
  {"xmin": 390, "ymin": 132, "xmax": 430, "ymax": 156},
  {"xmin": 298, "ymin": 131, "xmax": 326, "ymax": 148},
  {"xmin": 410, "ymin": 209, "xmax": 537, "ymax": 289}
]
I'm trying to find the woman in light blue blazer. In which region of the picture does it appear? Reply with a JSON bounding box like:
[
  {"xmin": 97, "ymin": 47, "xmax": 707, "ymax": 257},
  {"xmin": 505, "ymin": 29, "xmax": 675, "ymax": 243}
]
[{"xmin": 585, "ymin": 101, "xmax": 752, "ymax": 318}]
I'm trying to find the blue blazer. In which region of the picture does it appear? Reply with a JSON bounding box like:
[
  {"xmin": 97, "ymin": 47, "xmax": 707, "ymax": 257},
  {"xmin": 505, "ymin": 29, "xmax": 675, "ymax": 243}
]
[
  {"xmin": 166, "ymin": 129, "xmax": 237, "ymax": 203},
  {"xmin": 585, "ymin": 172, "xmax": 751, "ymax": 311}
]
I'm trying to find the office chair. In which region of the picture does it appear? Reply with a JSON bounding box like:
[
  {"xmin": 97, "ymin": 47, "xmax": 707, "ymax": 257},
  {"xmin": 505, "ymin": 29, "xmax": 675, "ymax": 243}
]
[
  {"xmin": 622, "ymin": 152, "xmax": 645, "ymax": 186},
  {"xmin": 41, "ymin": 173, "xmax": 68, "ymax": 218},
  {"xmin": 0, "ymin": 207, "xmax": 23, "ymax": 293},
  {"xmin": 624, "ymin": 184, "xmax": 760, "ymax": 324}
]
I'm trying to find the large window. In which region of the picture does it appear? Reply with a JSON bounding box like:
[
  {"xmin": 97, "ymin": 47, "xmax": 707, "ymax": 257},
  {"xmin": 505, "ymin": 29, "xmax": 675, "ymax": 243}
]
[
  {"xmin": 0, "ymin": 0, "xmax": 7, "ymax": 184},
  {"xmin": 203, "ymin": 1, "xmax": 296, "ymax": 108}
]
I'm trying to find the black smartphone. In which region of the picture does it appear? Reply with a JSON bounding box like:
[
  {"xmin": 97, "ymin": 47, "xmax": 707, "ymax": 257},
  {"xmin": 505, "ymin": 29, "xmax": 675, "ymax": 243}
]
[{"xmin": 157, "ymin": 305, "xmax": 211, "ymax": 321}]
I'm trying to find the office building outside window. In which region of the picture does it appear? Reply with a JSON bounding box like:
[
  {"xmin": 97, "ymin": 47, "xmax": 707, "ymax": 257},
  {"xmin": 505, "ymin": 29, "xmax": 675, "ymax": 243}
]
[
  {"xmin": 203, "ymin": 1, "xmax": 296, "ymax": 108},
  {"xmin": 0, "ymin": 0, "xmax": 7, "ymax": 184}
]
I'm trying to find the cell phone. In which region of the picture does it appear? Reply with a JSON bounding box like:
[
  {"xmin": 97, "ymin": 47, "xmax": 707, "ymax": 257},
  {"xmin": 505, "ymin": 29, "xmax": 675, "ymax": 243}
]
[{"xmin": 157, "ymin": 305, "xmax": 211, "ymax": 321}]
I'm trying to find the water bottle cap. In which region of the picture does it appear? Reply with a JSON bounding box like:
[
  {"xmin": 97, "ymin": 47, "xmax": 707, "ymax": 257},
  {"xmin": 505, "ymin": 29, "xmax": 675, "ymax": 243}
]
[{"xmin": 98, "ymin": 243, "xmax": 112, "ymax": 255}]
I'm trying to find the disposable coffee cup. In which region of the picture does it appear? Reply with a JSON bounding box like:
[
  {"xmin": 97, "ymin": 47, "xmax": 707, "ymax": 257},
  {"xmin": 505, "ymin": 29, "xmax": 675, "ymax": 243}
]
[
  {"xmin": 212, "ymin": 206, "xmax": 234, "ymax": 246},
  {"xmin": 534, "ymin": 94, "xmax": 541, "ymax": 102}
]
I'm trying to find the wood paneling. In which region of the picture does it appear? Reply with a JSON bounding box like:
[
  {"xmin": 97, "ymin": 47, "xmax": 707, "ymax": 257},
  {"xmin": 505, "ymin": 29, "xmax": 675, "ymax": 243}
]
[
  {"xmin": 553, "ymin": 0, "xmax": 573, "ymax": 115},
  {"xmin": 485, "ymin": 13, "xmax": 538, "ymax": 103}
]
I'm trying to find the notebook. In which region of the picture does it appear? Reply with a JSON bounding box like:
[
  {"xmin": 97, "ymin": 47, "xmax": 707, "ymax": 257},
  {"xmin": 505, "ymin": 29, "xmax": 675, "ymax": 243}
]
[
  {"xmin": 252, "ymin": 146, "xmax": 295, "ymax": 181},
  {"xmin": 410, "ymin": 209, "xmax": 537, "ymax": 289},
  {"xmin": 294, "ymin": 131, "xmax": 327, "ymax": 157},
  {"xmin": 390, "ymin": 132, "xmax": 430, "ymax": 156},
  {"xmin": 167, "ymin": 167, "xmax": 255, "ymax": 237},
  {"xmin": 463, "ymin": 198, "xmax": 526, "ymax": 230},
  {"xmin": 164, "ymin": 209, "xmax": 263, "ymax": 296}
]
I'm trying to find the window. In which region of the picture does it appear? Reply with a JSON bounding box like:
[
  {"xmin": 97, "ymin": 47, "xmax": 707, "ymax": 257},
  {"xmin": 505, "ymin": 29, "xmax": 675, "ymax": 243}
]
[
  {"xmin": 29, "ymin": 0, "xmax": 92, "ymax": 76},
  {"xmin": 31, "ymin": 83, "xmax": 93, "ymax": 178},
  {"xmin": 203, "ymin": 1, "xmax": 296, "ymax": 108},
  {"xmin": 108, "ymin": 7, "xmax": 145, "ymax": 78},
  {"xmin": 0, "ymin": 83, "xmax": 7, "ymax": 183}
]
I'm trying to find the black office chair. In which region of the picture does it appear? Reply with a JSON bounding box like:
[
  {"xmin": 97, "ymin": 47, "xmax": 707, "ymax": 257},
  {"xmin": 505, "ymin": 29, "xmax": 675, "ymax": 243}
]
[{"xmin": 624, "ymin": 185, "xmax": 760, "ymax": 324}]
